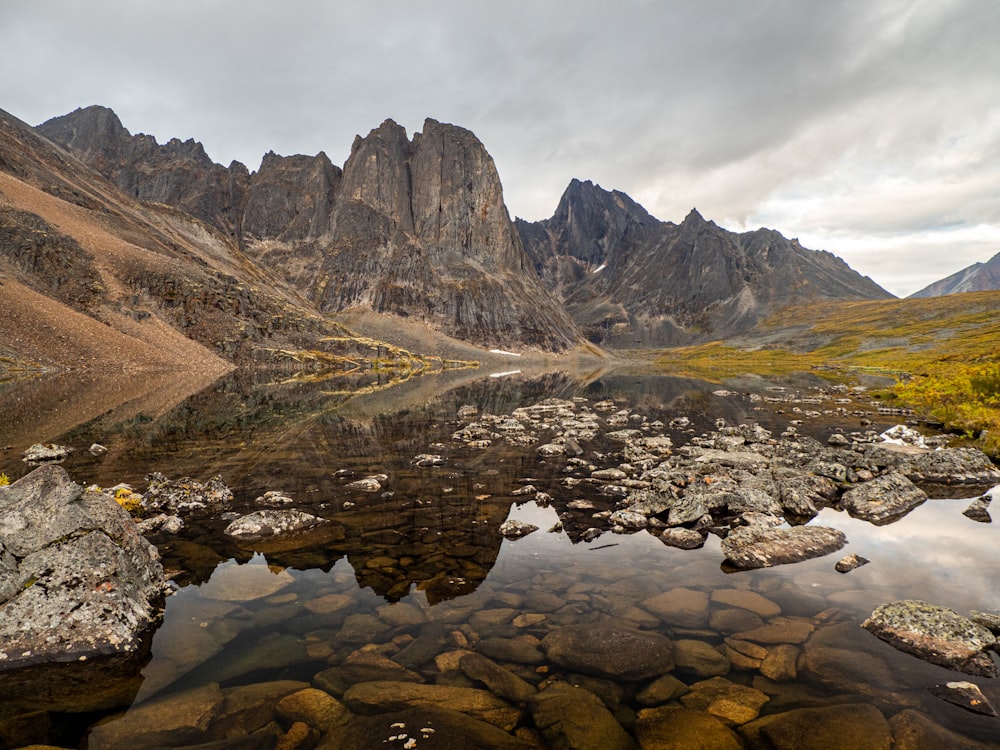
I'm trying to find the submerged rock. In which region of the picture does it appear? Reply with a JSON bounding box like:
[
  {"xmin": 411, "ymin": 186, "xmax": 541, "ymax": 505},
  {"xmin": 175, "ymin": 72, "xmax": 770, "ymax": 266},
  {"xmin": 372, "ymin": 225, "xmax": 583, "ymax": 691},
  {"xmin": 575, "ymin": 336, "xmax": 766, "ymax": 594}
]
[
  {"xmin": 835, "ymin": 553, "xmax": 870, "ymax": 573},
  {"xmin": 541, "ymin": 623, "xmax": 674, "ymax": 681},
  {"xmin": 862, "ymin": 600, "xmax": 997, "ymax": 677},
  {"xmin": 741, "ymin": 703, "xmax": 893, "ymax": 750},
  {"xmin": 721, "ymin": 525, "xmax": 847, "ymax": 569},
  {"xmin": 529, "ymin": 682, "xmax": 636, "ymax": 750},
  {"xmin": 144, "ymin": 472, "xmax": 233, "ymax": 513}
]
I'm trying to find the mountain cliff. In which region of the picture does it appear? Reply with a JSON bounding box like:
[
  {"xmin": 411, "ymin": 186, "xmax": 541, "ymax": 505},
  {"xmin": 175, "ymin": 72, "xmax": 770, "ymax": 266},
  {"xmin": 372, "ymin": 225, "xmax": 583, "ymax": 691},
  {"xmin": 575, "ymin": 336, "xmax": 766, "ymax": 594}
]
[
  {"xmin": 909, "ymin": 251, "xmax": 1000, "ymax": 298},
  {"xmin": 518, "ymin": 180, "xmax": 894, "ymax": 346},
  {"xmin": 38, "ymin": 107, "xmax": 582, "ymax": 352}
]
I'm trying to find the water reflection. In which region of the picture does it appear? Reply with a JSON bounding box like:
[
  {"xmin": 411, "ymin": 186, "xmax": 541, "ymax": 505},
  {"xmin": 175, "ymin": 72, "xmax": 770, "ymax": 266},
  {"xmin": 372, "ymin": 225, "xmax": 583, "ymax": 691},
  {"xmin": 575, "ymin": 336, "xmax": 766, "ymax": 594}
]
[{"xmin": 2, "ymin": 366, "xmax": 999, "ymax": 748}]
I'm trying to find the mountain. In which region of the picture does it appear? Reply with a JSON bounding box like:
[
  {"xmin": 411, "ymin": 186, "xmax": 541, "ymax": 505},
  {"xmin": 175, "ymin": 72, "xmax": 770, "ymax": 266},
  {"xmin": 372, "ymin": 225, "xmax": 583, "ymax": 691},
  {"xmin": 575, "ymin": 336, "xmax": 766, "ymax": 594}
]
[
  {"xmin": 908, "ymin": 251, "xmax": 1000, "ymax": 298},
  {"xmin": 37, "ymin": 107, "xmax": 582, "ymax": 352},
  {"xmin": 518, "ymin": 180, "xmax": 894, "ymax": 346}
]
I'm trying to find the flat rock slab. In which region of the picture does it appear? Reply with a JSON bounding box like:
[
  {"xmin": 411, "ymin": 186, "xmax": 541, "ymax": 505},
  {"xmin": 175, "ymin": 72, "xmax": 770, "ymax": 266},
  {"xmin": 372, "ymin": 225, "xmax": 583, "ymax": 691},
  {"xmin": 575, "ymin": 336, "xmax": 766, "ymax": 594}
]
[
  {"xmin": 541, "ymin": 623, "xmax": 674, "ymax": 681},
  {"xmin": 862, "ymin": 600, "xmax": 997, "ymax": 677},
  {"xmin": 342, "ymin": 680, "xmax": 520, "ymax": 731},
  {"xmin": 840, "ymin": 472, "xmax": 926, "ymax": 524},
  {"xmin": 721, "ymin": 525, "xmax": 847, "ymax": 569}
]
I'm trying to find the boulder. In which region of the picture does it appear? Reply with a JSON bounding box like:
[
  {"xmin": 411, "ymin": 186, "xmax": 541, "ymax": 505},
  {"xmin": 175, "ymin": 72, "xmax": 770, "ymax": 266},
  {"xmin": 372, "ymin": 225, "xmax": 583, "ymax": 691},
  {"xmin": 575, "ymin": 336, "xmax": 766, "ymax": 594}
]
[
  {"xmin": 721, "ymin": 525, "xmax": 847, "ymax": 569},
  {"xmin": 541, "ymin": 624, "xmax": 674, "ymax": 681},
  {"xmin": 528, "ymin": 682, "xmax": 636, "ymax": 750},
  {"xmin": 862, "ymin": 600, "xmax": 997, "ymax": 677},
  {"xmin": 224, "ymin": 509, "xmax": 326, "ymax": 538},
  {"xmin": 888, "ymin": 708, "xmax": 994, "ymax": 750},
  {"xmin": 839, "ymin": 472, "xmax": 926, "ymax": 524},
  {"xmin": 741, "ymin": 703, "xmax": 893, "ymax": 750},
  {"xmin": 144, "ymin": 472, "xmax": 233, "ymax": 513},
  {"xmin": 499, "ymin": 519, "xmax": 539, "ymax": 539},
  {"xmin": 342, "ymin": 680, "xmax": 520, "ymax": 731},
  {"xmin": 635, "ymin": 706, "xmax": 742, "ymax": 749},
  {"xmin": 22, "ymin": 443, "xmax": 73, "ymax": 463},
  {"xmin": 0, "ymin": 466, "xmax": 165, "ymax": 711}
]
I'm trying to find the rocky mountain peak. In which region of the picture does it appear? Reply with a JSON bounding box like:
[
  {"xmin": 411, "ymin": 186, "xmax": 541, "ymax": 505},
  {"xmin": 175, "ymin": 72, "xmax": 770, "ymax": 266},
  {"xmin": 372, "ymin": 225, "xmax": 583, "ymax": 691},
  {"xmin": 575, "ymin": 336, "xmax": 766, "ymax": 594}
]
[{"xmin": 910, "ymin": 250, "xmax": 1000, "ymax": 298}]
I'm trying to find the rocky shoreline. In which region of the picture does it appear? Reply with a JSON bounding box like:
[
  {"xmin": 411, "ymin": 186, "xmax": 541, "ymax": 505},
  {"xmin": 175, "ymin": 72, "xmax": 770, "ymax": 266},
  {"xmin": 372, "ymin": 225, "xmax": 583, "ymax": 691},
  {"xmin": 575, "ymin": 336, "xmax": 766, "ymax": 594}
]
[{"xmin": 3, "ymin": 388, "xmax": 1000, "ymax": 749}]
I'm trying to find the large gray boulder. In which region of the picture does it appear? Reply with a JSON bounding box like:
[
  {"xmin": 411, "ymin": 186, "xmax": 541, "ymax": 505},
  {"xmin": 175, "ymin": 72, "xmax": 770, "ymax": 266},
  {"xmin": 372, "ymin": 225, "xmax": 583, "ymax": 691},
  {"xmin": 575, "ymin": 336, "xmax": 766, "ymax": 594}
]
[
  {"xmin": 839, "ymin": 472, "xmax": 926, "ymax": 524},
  {"xmin": 0, "ymin": 466, "xmax": 166, "ymax": 710}
]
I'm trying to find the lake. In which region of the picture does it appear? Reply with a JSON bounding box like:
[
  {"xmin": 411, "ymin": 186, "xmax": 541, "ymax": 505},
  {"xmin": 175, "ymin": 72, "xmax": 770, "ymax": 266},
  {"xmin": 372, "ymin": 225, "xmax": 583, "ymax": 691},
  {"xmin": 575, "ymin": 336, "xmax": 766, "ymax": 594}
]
[{"xmin": 1, "ymin": 364, "xmax": 998, "ymax": 749}]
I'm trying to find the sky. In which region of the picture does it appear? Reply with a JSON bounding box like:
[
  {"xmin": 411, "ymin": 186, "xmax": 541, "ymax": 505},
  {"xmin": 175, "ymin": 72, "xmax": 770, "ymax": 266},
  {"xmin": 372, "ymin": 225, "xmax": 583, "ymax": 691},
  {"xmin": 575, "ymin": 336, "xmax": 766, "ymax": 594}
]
[{"xmin": 2, "ymin": 0, "xmax": 999, "ymax": 297}]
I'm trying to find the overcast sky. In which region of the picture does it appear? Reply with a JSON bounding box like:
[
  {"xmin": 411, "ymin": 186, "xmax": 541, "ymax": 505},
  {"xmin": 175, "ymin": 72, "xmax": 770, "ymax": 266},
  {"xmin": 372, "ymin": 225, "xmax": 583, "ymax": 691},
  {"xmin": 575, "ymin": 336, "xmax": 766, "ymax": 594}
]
[{"xmin": 2, "ymin": 0, "xmax": 999, "ymax": 296}]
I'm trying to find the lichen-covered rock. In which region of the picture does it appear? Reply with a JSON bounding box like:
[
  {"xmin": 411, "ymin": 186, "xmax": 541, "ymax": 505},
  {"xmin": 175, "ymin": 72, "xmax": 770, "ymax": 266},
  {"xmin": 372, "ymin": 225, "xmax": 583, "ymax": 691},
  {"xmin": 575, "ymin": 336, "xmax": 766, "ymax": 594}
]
[
  {"xmin": 21, "ymin": 442, "xmax": 73, "ymax": 463},
  {"xmin": 224, "ymin": 509, "xmax": 326, "ymax": 538},
  {"xmin": 840, "ymin": 472, "xmax": 926, "ymax": 523},
  {"xmin": 144, "ymin": 472, "xmax": 233, "ymax": 513},
  {"xmin": 499, "ymin": 519, "xmax": 538, "ymax": 539},
  {"xmin": 0, "ymin": 466, "xmax": 165, "ymax": 711},
  {"xmin": 721, "ymin": 525, "xmax": 847, "ymax": 569},
  {"xmin": 862, "ymin": 600, "xmax": 997, "ymax": 677}
]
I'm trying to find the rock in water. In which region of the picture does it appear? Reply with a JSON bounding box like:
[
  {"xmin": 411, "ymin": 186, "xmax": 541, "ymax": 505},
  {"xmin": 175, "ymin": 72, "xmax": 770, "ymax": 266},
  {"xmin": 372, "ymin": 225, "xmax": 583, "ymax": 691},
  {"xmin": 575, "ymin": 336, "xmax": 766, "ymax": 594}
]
[
  {"xmin": 928, "ymin": 680, "xmax": 997, "ymax": 716},
  {"xmin": 224, "ymin": 509, "xmax": 326, "ymax": 538},
  {"xmin": 0, "ymin": 466, "xmax": 165, "ymax": 711},
  {"xmin": 862, "ymin": 600, "xmax": 997, "ymax": 677},
  {"xmin": 541, "ymin": 623, "xmax": 674, "ymax": 681},
  {"xmin": 839, "ymin": 471, "xmax": 926, "ymax": 524},
  {"xmin": 721, "ymin": 525, "xmax": 847, "ymax": 569}
]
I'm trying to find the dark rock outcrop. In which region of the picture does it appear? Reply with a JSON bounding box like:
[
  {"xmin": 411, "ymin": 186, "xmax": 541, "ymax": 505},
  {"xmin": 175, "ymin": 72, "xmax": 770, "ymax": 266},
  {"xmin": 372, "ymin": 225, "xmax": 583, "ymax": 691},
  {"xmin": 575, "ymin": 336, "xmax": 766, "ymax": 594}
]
[{"xmin": 518, "ymin": 180, "xmax": 894, "ymax": 346}]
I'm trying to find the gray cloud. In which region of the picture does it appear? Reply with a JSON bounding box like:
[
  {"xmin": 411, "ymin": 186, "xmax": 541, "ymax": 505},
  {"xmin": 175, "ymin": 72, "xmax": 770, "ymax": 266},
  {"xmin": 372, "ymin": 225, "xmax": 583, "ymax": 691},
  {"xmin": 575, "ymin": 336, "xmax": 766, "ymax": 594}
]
[{"xmin": 2, "ymin": 0, "xmax": 999, "ymax": 296}]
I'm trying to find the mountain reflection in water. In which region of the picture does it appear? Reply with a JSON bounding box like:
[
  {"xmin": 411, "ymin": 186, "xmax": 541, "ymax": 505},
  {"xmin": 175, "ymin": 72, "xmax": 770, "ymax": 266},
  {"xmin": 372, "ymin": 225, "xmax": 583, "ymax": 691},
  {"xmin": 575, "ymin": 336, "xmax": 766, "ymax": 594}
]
[{"xmin": 1, "ymin": 367, "xmax": 998, "ymax": 748}]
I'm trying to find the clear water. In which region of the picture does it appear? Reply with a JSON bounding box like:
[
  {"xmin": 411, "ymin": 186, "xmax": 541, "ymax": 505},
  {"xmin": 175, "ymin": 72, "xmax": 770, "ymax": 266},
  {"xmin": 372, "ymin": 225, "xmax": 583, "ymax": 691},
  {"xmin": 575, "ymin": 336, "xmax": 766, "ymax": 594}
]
[{"xmin": 1, "ymin": 367, "xmax": 998, "ymax": 748}]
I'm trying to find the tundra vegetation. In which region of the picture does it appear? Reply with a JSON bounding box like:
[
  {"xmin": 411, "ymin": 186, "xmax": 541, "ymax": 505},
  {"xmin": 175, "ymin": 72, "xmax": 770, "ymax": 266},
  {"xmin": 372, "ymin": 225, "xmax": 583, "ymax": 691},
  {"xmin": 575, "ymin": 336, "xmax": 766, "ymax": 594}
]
[{"xmin": 658, "ymin": 290, "xmax": 1000, "ymax": 457}]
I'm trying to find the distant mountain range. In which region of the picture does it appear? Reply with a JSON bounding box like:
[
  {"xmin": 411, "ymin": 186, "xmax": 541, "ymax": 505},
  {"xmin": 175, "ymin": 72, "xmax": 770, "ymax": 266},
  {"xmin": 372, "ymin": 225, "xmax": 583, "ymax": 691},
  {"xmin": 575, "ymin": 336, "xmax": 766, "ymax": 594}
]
[
  {"xmin": 909, "ymin": 251, "xmax": 1000, "ymax": 298},
  {"xmin": 1, "ymin": 104, "xmax": 908, "ymax": 370}
]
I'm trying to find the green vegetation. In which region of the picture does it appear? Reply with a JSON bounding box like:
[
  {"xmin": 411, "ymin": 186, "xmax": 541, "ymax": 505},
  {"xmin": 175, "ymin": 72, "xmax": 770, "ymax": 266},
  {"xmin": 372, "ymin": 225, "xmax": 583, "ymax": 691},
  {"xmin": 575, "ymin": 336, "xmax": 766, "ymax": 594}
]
[{"xmin": 656, "ymin": 291, "xmax": 1000, "ymax": 456}]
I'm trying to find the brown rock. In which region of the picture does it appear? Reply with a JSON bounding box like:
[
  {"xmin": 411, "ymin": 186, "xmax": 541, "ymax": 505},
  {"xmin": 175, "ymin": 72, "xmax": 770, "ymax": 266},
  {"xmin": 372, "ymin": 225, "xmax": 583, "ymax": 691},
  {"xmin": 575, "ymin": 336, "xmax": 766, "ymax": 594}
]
[
  {"xmin": 741, "ymin": 703, "xmax": 893, "ymax": 750},
  {"xmin": 634, "ymin": 706, "xmax": 742, "ymax": 749},
  {"xmin": 641, "ymin": 588, "xmax": 710, "ymax": 628},
  {"xmin": 276, "ymin": 688, "xmax": 350, "ymax": 733},
  {"xmin": 342, "ymin": 680, "xmax": 520, "ymax": 731}
]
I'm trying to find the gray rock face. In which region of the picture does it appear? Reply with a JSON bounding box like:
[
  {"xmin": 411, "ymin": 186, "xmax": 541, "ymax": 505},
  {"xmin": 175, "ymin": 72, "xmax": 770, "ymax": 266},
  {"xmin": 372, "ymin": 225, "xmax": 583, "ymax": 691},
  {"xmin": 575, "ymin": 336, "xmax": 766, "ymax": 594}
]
[
  {"xmin": 909, "ymin": 249, "xmax": 1000, "ymax": 298},
  {"xmin": 839, "ymin": 471, "xmax": 927, "ymax": 523},
  {"xmin": 0, "ymin": 466, "xmax": 165, "ymax": 709},
  {"xmin": 518, "ymin": 180, "xmax": 893, "ymax": 347},
  {"xmin": 541, "ymin": 624, "xmax": 674, "ymax": 681},
  {"xmin": 312, "ymin": 118, "xmax": 582, "ymax": 351},
  {"xmin": 721, "ymin": 525, "xmax": 847, "ymax": 570},
  {"xmin": 862, "ymin": 600, "xmax": 998, "ymax": 677},
  {"xmin": 224, "ymin": 509, "xmax": 326, "ymax": 538}
]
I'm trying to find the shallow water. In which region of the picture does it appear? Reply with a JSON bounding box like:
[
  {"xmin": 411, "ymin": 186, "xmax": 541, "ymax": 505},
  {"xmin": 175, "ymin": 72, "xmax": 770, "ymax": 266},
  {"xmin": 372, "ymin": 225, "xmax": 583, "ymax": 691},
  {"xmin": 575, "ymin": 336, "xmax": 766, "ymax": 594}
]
[{"xmin": 1, "ymin": 367, "xmax": 998, "ymax": 748}]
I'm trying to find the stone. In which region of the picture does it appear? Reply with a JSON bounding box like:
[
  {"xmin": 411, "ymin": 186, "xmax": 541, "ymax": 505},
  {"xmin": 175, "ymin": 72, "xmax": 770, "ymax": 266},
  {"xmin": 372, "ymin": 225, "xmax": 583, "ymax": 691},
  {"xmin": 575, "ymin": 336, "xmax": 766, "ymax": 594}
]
[
  {"xmin": 634, "ymin": 706, "xmax": 742, "ymax": 749},
  {"xmin": 640, "ymin": 587, "xmax": 710, "ymax": 628},
  {"xmin": 672, "ymin": 639, "xmax": 730, "ymax": 677},
  {"xmin": 720, "ymin": 525, "xmax": 847, "ymax": 569},
  {"xmin": 609, "ymin": 510, "xmax": 648, "ymax": 530},
  {"xmin": 277, "ymin": 721, "xmax": 320, "ymax": 750},
  {"xmin": 224, "ymin": 509, "xmax": 325, "ymax": 538},
  {"xmin": 476, "ymin": 637, "xmax": 544, "ymax": 665},
  {"xmin": 459, "ymin": 652, "xmax": 536, "ymax": 704},
  {"xmin": 927, "ymin": 680, "xmax": 997, "ymax": 716},
  {"xmin": 0, "ymin": 466, "xmax": 164, "ymax": 709},
  {"xmin": 835, "ymin": 553, "xmax": 870, "ymax": 573},
  {"xmin": 635, "ymin": 674, "xmax": 688, "ymax": 706},
  {"xmin": 342, "ymin": 680, "xmax": 520, "ymax": 731},
  {"xmin": 499, "ymin": 519, "xmax": 538, "ymax": 539},
  {"xmin": 732, "ymin": 617, "xmax": 814, "ymax": 645},
  {"xmin": 212, "ymin": 680, "xmax": 310, "ymax": 737},
  {"xmin": 742, "ymin": 704, "xmax": 893, "ymax": 749},
  {"xmin": 317, "ymin": 706, "xmax": 533, "ymax": 749},
  {"xmin": 862, "ymin": 600, "xmax": 997, "ymax": 677},
  {"xmin": 963, "ymin": 495, "xmax": 992, "ymax": 523},
  {"xmin": 541, "ymin": 624, "xmax": 674, "ymax": 681},
  {"xmin": 21, "ymin": 443, "xmax": 73, "ymax": 463},
  {"xmin": 759, "ymin": 644, "xmax": 799, "ymax": 681},
  {"xmin": 970, "ymin": 610, "xmax": 1000, "ymax": 633},
  {"xmin": 658, "ymin": 527, "xmax": 706, "ymax": 549},
  {"xmin": 840, "ymin": 472, "xmax": 926, "ymax": 523},
  {"xmin": 710, "ymin": 588, "xmax": 781, "ymax": 618},
  {"xmin": 889, "ymin": 708, "xmax": 992, "ymax": 750},
  {"xmin": 144, "ymin": 472, "xmax": 233, "ymax": 513},
  {"xmin": 679, "ymin": 676, "xmax": 769, "ymax": 725},
  {"xmin": 528, "ymin": 682, "xmax": 636, "ymax": 750},
  {"xmin": 86, "ymin": 682, "xmax": 223, "ymax": 749},
  {"xmin": 275, "ymin": 688, "xmax": 350, "ymax": 732},
  {"xmin": 315, "ymin": 654, "xmax": 424, "ymax": 695}
]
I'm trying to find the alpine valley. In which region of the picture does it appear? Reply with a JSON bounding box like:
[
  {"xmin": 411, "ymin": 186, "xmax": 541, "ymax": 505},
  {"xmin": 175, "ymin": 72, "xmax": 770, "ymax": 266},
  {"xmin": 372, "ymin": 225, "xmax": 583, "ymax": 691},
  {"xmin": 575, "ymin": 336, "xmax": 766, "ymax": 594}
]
[{"xmin": 2, "ymin": 104, "xmax": 897, "ymax": 373}]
